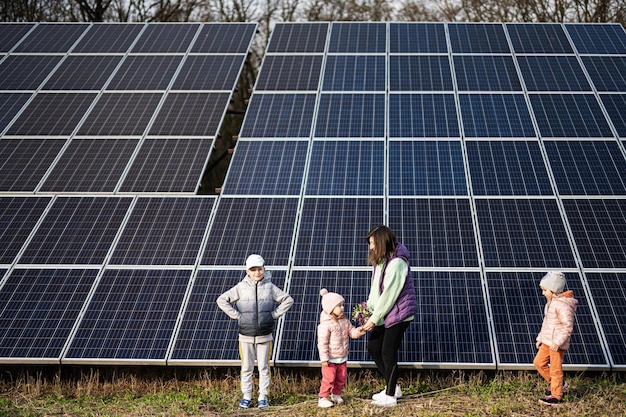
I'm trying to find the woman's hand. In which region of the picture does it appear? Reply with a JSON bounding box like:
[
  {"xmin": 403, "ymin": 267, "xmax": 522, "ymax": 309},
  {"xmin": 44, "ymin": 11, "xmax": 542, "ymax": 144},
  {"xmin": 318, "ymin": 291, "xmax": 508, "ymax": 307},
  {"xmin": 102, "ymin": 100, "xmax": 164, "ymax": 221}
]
[{"xmin": 361, "ymin": 319, "xmax": 376, "ymax": 332}]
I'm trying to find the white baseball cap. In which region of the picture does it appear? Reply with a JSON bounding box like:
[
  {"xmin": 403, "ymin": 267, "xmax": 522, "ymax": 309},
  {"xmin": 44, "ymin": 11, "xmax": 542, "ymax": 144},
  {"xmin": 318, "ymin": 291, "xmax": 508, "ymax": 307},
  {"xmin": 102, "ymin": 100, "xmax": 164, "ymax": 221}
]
[{"xmin": 245, "ymin": 254, "xmax": 265, "ymax": 269}]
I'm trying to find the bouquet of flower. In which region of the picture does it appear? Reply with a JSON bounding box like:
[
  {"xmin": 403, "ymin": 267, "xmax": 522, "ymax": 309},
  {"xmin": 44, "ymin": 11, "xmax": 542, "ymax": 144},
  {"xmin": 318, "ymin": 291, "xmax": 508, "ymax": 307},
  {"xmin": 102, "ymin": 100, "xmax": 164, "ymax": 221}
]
[{"xmin": 351, "ymin": 301, "xmax": 372, "ymax": 326}]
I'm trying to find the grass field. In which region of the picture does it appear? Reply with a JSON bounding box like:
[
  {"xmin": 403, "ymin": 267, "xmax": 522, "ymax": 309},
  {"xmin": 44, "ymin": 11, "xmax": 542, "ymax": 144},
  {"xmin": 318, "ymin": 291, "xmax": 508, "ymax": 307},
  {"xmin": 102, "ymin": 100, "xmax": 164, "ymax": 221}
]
[{"xmin": 1, "ymin": 366, "xmax": 624, "ymax": 416}]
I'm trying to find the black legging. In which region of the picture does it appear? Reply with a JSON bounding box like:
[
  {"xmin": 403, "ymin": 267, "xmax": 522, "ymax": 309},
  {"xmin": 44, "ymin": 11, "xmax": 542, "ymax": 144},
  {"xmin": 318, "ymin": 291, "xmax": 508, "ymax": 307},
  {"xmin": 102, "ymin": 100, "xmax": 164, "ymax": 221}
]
[{"xmin": 367, "ymin": 321, "xmax": 411, "ymax": 396}]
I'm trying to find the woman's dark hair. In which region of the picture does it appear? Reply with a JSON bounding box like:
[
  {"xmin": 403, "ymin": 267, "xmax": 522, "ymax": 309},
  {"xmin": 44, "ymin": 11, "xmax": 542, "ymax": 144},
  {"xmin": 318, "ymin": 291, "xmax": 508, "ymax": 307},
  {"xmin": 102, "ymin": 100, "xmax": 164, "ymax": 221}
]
[{"xmin": 367, "ymin": 225, "xmax": 397, "ymax": 265}]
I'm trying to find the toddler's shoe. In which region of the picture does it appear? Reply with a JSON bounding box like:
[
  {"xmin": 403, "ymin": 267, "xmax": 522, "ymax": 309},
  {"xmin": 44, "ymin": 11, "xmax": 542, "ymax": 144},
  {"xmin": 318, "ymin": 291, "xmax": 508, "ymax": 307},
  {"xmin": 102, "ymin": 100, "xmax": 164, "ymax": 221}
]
[
  {"xmin": 318, "ymin": 397, "xmax": 334, "ymax": 408},
  {"xmin": 238, "ymin": 398, "xmax": 252, "ymax": 409},
  {"xmin": 257, "ymin": 399, "xmax": 269, "ymax": 409},
  {"xmin": 539, "ymin": 395, "xmax": 562, "ymax": 406},
  {"xmin": 371, "ymin": 385, "xmax": 402, "ymax": 400},
  {"xmin": 371, "ymin": 393, "xmax": 397, "ymax": 407},
  {"xmin": 331, "ymin": 394, "xmax": 344, "ymax": 404}
]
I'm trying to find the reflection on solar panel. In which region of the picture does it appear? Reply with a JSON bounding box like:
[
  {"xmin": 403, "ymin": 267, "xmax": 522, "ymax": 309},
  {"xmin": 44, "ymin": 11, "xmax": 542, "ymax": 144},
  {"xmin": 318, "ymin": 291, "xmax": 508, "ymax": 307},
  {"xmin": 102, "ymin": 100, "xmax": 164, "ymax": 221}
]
[{"xmin": 2, "ymin": 22, "xmax": 626, "ymax": 371}]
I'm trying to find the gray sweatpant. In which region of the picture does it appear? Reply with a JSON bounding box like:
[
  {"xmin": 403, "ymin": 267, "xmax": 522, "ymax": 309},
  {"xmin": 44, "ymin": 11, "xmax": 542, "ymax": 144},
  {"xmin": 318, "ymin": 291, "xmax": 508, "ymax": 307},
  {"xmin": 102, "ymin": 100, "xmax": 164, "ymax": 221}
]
[{"xmin": 239, "ymin": 341, "xmax": 271, "ymax": 401}]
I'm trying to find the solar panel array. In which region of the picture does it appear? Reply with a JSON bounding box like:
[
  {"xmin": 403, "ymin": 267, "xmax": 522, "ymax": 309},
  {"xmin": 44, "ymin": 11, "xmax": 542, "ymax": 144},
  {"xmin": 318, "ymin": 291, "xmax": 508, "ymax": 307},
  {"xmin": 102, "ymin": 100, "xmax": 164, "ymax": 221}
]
[{"xmin": 1, "ymin": 21, "xmax": 625, "ymax": 371}]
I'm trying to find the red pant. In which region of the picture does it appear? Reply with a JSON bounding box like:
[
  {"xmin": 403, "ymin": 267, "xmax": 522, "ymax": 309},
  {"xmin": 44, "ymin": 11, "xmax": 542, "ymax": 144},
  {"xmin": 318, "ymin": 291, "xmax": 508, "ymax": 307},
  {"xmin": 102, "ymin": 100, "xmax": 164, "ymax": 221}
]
[
  {"xmin": 319, "ymin": 361, "xmax": 347, "ymax": 398},
  {"xmin": 533, "ymin": 343, "xmax": 565, "ymax": 399}
]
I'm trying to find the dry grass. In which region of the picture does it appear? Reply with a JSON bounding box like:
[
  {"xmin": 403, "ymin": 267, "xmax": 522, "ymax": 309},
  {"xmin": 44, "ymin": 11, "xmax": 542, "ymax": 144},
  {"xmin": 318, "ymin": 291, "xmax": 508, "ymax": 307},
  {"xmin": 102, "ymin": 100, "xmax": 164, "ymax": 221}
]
[{"xmin": 1, "ymin": 366, "xmax": 624, "ymax": 416}]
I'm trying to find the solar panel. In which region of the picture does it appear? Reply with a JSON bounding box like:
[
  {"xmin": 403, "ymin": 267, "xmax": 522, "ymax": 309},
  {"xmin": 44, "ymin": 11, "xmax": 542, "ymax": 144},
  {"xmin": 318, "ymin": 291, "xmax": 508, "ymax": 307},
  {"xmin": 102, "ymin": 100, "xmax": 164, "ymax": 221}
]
[
  {"xmin": 388, "ymin": 141, "xmax": 467, "ymax": 196},
  {"xmin": 240, "ymin": 94, "xmax": 316, "ymax": 138},
  {"xmin": 148, "ymin": 93, "xmax": 230, "ymax": 136},
  {"xmin": 64, "ymin": 269, "xmax": 190, "ymax": 362},
  {"xmin": 221, "ymin": 141, "xmax": 308, "ymax": 196},
  {"xmin": 390, "ymin": 56, "xmax": 453, "ymax": 91},
  {"xmin": 459, "ymin": 94, "xmax": 535, "ymax": 137},
  {"xmin": 389, "ymin": 199, "xmax": 479, "ymax": 268},
  {"xmin": 0, "ymin": 139, "xmax": 66, "ymax": 192},
  {"xmin": 72, "ymin": 23, "xmax": 143, "ymax": 53},
  {"xmin": 14, "ymin": 23, "xmax": 88, "ymax": 53},
  {"xmin": 388, "ymin": 93, "xmax": 460, "ymax": 138},
  {"xmin": 328, "ymin": 22, "xmax": 386, "ymax": 53},
  {"xmin": 0, "ymin": 268, "xmax": 98, "ymax": 362},
  {"xmin": 39, "ymin": 139, "xmax": 139, "ymax": 192},
  {"xmin": 599, "ymin": 94, "xmax": 626, "ymax": 136},
  {"xmin": 267, "ymin": 22, "xmax": 329, "ymax": 53},
  {"xmin": 190, "ymin": 23, "xmax": 256, "ymax": 53},
  {"xmin": 517, "ymin": 56, "xmax": 591, "ymax": 91},
  {"xmin": 109, "ymin": 197, "xmax": 215, "ymax": 266},
  {"xmin": 580, "ymin": 56, "xmax": 626, "ymax": 92},
  {"xmin": 475, "ymin": 199, "xmax": 577, "ymax": 268},
  {"xmin": 506, "ymin": 23, "xmax": 573, "ymax": 54},
  {"xmin": 448, "ymin": 23, "xmax": 510, "ymax": 53},
  {"xmin": 106, "ymin": 56, "xmax": 182, "ymax": 90},
  {"xmin": 453, "ymin": 56, "xmax": 521, "ymax": 91},
  {"xmin": 390, "ymin": 22, "xmax": 447, "ymax": 53},
  {"xmin": 0, "ymin": 55, "xmax": 63, "ymax": 90},
  {"xmin": 0, "ymin": 23, "xmax": 35, "ymax": 53},
  {"xmin": 255, "ymin": 55, "xmax": 323, "ymax": 91},
  {"xmin": 315, "ymin": 93, "xmax": 385, "ymax": 137},
  {"xmin": 172, "ymin": 55, "xmax": 243, "ymax": 90},
  {"xmin": 43, "ymin": 56, "xmax": 122, "ymax": 91},
  {"xmin": 306, "ymin": 141, "xmax": 384, "ymax": 196},
  {"xmin": 130, "ymin": 23, "xmax": 200, "ymax": 53},
  {"xmin": 322, "ymin": 55, "xmax": 385, "ymax": 91},
  {"xmin": 530, "ymin": 94, "xmax": 613, "ymax": 137},
  {"xmin": 566, "ymin": 23, "xmax": 626, "ymax": 54},
  {"xmin": 18, "ymin": 197, "xmax": 132, "ymax": 265},
  {"xmin": 544, "ymin": 141, "xmax": 626, "ymax": 195}
]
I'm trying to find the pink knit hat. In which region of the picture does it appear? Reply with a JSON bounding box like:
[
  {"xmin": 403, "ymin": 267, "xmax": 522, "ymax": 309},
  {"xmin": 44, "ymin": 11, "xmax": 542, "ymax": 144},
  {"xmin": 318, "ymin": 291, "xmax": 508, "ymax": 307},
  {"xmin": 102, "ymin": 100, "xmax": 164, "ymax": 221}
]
[{"xmin": 320, "ymin": 288, "xmax": 344, "ymax": 314}]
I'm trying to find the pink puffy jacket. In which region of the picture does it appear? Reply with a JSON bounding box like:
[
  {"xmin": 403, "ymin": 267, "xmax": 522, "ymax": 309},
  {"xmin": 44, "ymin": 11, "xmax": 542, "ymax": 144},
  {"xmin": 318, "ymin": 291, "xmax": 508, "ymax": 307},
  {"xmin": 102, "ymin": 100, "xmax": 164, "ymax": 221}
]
[
  {"xmin": 317, "ymin": 312, "xmax": 362, "ymax": 363},
  {"xmin": 536, "ymin": 290, "xmax": 578, "ymax": 351}
]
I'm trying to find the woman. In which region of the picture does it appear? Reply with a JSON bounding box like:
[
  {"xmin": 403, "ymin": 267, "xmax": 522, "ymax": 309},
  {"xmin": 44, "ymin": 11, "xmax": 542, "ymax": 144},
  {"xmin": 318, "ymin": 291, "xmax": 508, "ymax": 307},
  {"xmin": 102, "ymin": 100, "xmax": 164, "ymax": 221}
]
[{"xmin": 360, "ymin": 225, "xmax": 418, "ymax": 407}]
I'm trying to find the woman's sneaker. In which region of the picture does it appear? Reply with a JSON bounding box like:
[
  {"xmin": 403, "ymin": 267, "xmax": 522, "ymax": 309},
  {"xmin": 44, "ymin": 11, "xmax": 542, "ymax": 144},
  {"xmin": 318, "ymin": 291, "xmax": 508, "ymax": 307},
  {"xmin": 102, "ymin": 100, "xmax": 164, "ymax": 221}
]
[
  {"xmin": 539, "ymin": 395, "xmax": 562, "ymax": 406},
  {"xmin": 318, "ymin": 397, "xmax": 334, "ymax": 408},
  {"xmin": 371, "ymin": 393, "xmax": 397, "ymax": 407},
  {"xmin": 331, "ymin": 394, "xmax": 344, "ymax": 404},
  {"xmin": 371, "ymin": 385, "xmax": 402, "ymax": 401}
]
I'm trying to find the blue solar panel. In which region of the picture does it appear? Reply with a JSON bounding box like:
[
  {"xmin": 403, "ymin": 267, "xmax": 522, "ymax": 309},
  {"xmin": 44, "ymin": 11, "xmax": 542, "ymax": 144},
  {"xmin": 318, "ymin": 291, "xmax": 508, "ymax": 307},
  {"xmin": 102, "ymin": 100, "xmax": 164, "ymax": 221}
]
[
  {"xmin": 255, "ymin": 55, "xmax": 322, "ymax": 91},
  {"xmin": 171, "ymin": 270, "xmax": 286, "ymax": 362},
  {"xmin": 323, "ymin": 55, "xmax": 385, "ymax": 91},
  {"xmin": 0, "ymin": 268, "xmax": 97, "ymax": 360},
  {"xmin": 110, "ymin": 197, "xmax": 214, "ymax": 266},
  {"xmin": 487, "ymin": 271, "xmax": 607, "ymax": 367},
  {"xmin": 459, "ymin": 94, "xmax": 535, "ymax": 137},
  {"xmin": 583, "ymin": 56, "xmax": 626, "ymax": 92},
  {"xmin": 545, "ymin": 141, "xmax": 626, "ymax": 195},
  {"xmin": 530, "ymin": 94, "xmax": 613, "ymax": 137},
  {"xmin": 19, "ymin": 197, "xmax": 132, "ymax": 265},
  {"xmin": 389, "ymin": 199, "xmax": 478, "ymax": 268},
  {"xmin": 0, "ymin": 23, "xmax": 35, "ymax": 53},
  {"xmin": 506, "ymin": 23, "xmax": 573, "ymax": 54},
  {"xmin": 389, "ymin": 56, "xmax": 453, "ymax": 91},
  {"xmin": 585, "ymin": 272, "xmax": 626, "ymax": 368},
  {"xmin": 119, "ymin": 139, "xmax": 215, "ymax": 193},
  {"xmin": 517, "ymin": 56, "xmax": 591, "ymax": 91},
  {"xmin": 315, "ymin": 94, "xmax": 385, "ymax": 138},
  {"xmin": 454, "ymin": 56, "xmax": 521, "ymax": 91},
  {"xmin": 222, "ymin": 141, "xmax": 308, "ymax": 196},
  {"xmin": 563, "ymin": 199, "xmax": 626, "ymax": 269},
  {"xmin": 0, "ymin": 55, "xmax": 63, "ymax": 90},
  {"xmin": 389, "ymin": 94, "xmax": 459, "ymax": 138},
  {"xmin": 294, "ymin": 198, "xmax": 383, "ymax": 267},
  {"xmin": 240, "ymin": 94, "xmax": 316, "ymax": 138},
  {"xmin": 599, "ymin": 94, "xmax": 626, "ymax": 137},
  {"xmin": 267, "ymin": 22, "xmax": 328, "ymax": 53},
  {"xmin": 39, "ymin": 139, "xmax": 139, "ymax": 193},
  {"xmin": 306, "ymin": 141, "xmax": 384, "ymax": 196},
  {"xmin": 466, "ymin": 141, "xmax": 553, "ymax": 196},
  {"xmin": 0, "ymin": 139, "xmax": 66, "ymax": 192},
  {"xmin": 201, "ymin": 198, "xmax": 299, "ymax": 267},
  {"xmin": 448, "ymin": 23, "xmax": 510, "ymax": 53},
  {"xmin": 0, "ymin": 197, "xmax": 52, "ymax": 264},
  {"xmin": 328, "ymin": 22, "xmax": 386, "ymax": 53},
  {"xmin": 388, "ymin": 141, "xmax": 467, "ymax": 196},
  {"xmin": 566, "ymin": 23, "xmax": 626, "ymax": 54},
  {"xmin": 390, "ymin": 23, "xmax": 447, "ymax": 53},
  {"xmin": 476, "ymin": 199, "xmax": 577, "ymax": 268},
  {"xmin": 65, "ymin": 269, "xmax": 190, "ymax": 361}
]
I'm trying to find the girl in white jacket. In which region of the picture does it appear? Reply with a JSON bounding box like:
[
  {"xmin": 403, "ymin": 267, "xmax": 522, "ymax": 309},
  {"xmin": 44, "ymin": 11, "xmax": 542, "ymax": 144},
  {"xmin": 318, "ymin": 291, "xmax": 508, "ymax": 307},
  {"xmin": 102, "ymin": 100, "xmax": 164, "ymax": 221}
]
[{"xmin": 317, "ymin": 289, "xmax": 364, "ymax": 408}]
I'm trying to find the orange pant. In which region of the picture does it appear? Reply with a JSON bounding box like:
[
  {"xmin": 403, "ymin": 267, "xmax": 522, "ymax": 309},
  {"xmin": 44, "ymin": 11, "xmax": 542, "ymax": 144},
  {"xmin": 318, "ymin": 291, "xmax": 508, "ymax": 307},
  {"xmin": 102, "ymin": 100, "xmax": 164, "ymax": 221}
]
[{"xmin": 533, "ymin": 343, "xmax": 565, "ymax": 399}]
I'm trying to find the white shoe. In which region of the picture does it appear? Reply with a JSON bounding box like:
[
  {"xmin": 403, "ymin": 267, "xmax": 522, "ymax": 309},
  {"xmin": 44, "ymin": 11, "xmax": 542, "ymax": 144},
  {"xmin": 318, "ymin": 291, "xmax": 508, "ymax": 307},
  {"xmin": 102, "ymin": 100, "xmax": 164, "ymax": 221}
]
[
  {"xmin": 318, "ymin": 397, "xmax": 334, "ymax": 408},
  {"xmin": 371, "ymin": 385, "xmax": 402, "ymax": 400},
  {"xmin": 371, "ymin": 393, "xmax": 397, "ymax": 407},
  {"xmin": 331, "ymin": 394, "xmax": 344, "ymax": 404}
]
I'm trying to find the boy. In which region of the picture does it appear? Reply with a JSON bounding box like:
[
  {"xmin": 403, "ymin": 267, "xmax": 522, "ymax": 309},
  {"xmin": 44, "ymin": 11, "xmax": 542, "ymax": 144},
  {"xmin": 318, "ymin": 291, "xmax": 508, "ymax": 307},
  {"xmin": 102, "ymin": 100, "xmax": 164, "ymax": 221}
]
[
  {"xmin": 534, "ymin": 271, "xmax": 578, "ymax": 406},
  {"xmin": 216, "ymin": 254, "xmax": 293, "ymax": 409}
]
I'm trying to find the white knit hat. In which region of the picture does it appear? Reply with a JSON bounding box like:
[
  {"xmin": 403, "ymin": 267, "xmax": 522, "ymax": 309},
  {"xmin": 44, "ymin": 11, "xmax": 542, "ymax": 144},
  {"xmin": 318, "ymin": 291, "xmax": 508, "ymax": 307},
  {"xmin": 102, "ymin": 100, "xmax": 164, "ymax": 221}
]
[
  {"xmin": 540, "ymin": 271, "xmax": 566, "ymax": 294},
  {"xmin": 245, "ymin": 254, "xmax": 265, "ymax": 269},
  {"xmin": 320, "ymin": 288, "xmax": 344, "ymax": 315}
]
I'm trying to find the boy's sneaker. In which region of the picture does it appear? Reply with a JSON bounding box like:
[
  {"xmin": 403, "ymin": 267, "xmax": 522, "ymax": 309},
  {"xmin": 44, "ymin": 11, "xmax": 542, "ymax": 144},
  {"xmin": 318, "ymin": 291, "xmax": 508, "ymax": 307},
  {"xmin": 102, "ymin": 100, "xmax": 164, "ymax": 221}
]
[
  {"xmin": 539, "ymin": 395, "xmax": 562, "ymax": 406},
  {"xmin": 331, "ymin": 394, "xmax": 344, "ymax": 404},
  {"xmin": 318, "ymin": 397, "xmax": 334, "ymax": 408},
  {"xmin": 545, "ymin": 379, "xmax": 568, "ymax": 396},
  {"xmin": 371, "ymin": 385, "xmax": 402, "ymax": 400},
  {"xmin": 257, "ymin": 399, "xmax": 269, "ymax": 409},
  {"xmin": 238, "ymin": 398, "xmax": 252, "ymax": 409},
  {"xmin": 371, "ymin": 393, "xmax": 397, "ymax": 407}
]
